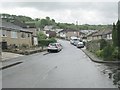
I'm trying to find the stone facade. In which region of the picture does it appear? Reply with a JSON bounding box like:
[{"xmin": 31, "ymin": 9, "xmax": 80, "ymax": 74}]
[
  {"xmin": 0, "ymin": 20, "xmax": 33, "ymax": 49},
  {"xmin": 2, "ymin": 30, "xmax": 32, "ymax": 47}
]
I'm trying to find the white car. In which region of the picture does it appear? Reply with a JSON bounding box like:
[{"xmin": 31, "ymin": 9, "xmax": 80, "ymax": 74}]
[
  {"xmin": 76, "ymin": 41, "xmax": 84, "ymax": 48},
  {"xmin": 47, "ymin": 43, "xmax": 62, "ymax": 52},
  {"xmin": 70, "ymin": 39, "xmax": 79, "ymax": 45}
]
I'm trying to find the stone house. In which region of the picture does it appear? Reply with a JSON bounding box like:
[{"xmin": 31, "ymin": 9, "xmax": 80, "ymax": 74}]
[
  {"xmin": 44, "ymin": 25, "xmax": 53, "ymax": 31},
  {"xmin": 87, "ymin": 30, "xmax": 112, "ymax": 41},
  {"xmin": 92, "ymin": 30, "xmax": 112, "ymax": 40},
  {"xmin": 0, "ymin": 20, "xmax": 33, "ymax": 49},
  {"xmin": 46, "ymin": 31, "xmax": 56, "ymax": 38},
  {"xmin": 13, "ymin": 21, "xmax": 39, "ymax": 46}
]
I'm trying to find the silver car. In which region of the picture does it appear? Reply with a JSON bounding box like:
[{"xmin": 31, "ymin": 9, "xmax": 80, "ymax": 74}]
[
  {"xmin": 47, "ymin": 43, "xmax": 62, "ymax": 52},
  {"xmin": 76, "ymin": 41, "xmax": 84, "ymax": 48}
]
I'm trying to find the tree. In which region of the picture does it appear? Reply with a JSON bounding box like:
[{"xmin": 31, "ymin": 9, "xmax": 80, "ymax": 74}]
[
  {"xmin": 37, "ymin": 31, "xmax": 47, "ymax": 40},
  {"xmin": 46, "ymin": 16, "xmax": 50, "ymax": 21},
  {"xmin": 51, "ymin": 19, "xmax": 55, "ymax": 23},
  {"xmin": 35, "ymin": 18, "xmax": 40, "ymax": 21},
  {"xmin": 116, "ymin": 20, "xmax": 120, "ymax": 49},
  {"xmin": 40, "ymin": 19, "xmax": 48, "ymax": 29},
  {"xmin": 116, "ymin": 20, "xmax": 120, "ymax": 60},
  {"xmin": 112, "ymin": 23, "xmax": 117, "ymax": 46}
]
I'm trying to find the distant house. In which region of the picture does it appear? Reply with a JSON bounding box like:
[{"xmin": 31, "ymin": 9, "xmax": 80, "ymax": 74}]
[
  {"xmin": 58, "ymin": 29, "xmax": 79, "ymax": 40},
  {"xmin": 87, "ymin": 30, "xmax": 112, "ymax": 41},
  {"xmin": 46, "ymin": 31, "xmax": 56, "ymax": 38},
  {"xmin": 92, "ymin": 30, "xmax": 112, "ymax": 40},
  {"xmin": 0, "ymin": 20, "xmax": 33, "ymax": 49},
  {"xmin": 79, "ymin": 31, "xmax": 86, "ymax": 39},
  {"xmin": 87, "ymin": 32, "xmax": 97, "ymax": 41},
  {"xmin": 44, "ymin": 25, "xmax": 53, "ymax": 31}
]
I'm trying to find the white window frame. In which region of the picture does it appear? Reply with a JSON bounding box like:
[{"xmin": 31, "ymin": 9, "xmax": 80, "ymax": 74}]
[
  {"xmin": 11, "ymin": 31, "xmax": 18, "ymax": 38},
  {"xmin": 1, "ymin": 30, "xmax": 7, "ymax": 37}
]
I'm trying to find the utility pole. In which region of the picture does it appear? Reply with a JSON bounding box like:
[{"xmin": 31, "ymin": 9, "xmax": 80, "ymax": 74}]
[{"xmin": 76, "ymin": 21, "xmax": 79, "ymax": 38}]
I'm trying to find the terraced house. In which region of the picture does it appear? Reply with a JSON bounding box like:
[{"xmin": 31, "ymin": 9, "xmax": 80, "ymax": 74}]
[{"xmin": 0, "ymin": 20, "xmax": 33, "ymax": 49}]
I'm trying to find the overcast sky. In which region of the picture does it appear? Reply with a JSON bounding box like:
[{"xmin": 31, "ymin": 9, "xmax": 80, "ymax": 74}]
[{"xmin": 0, "ymin": 1, "xmax": 119, "ymax": 25}]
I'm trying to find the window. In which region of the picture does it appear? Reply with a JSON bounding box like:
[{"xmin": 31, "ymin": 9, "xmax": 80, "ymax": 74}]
[
  {"xmin": 21, "ymin": 32, "xmax": 26, "ymax": 38},
  {"xmin": 28, "ymin": 33, "xmax": 31, "ymax": 37},
  {"xmin": 11, "ymin": 31, "xmax": 18, "ymax": 38},
  {"xmin": 2, "ymin": 30, "xmax": 7, "ymax": 37}
]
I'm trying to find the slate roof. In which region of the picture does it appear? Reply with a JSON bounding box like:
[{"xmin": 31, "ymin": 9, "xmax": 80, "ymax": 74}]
[
  {"xmin": 92, "ymin": 30, "xmax": 112, "ymax": 36},
  {"xmin": 0, "ymin": 19, "xmax": 32, "ymax": 33}
]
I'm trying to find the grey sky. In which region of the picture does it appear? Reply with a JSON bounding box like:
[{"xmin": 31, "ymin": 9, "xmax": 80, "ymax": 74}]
[{"xmin": 0, "ymin": 2, "xmax": 119, "ymax": 25}]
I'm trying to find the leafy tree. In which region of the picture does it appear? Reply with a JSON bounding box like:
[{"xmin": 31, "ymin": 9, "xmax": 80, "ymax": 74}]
[
  {"xmin": 35, "ymin": 18, "xmax": 40, "ymax": 21},
  {"xmin": 37, "ymin": 31, "xmax": 47, "ymax": 40},
  {"xmin": 39, "ymin": 19, "xmax": 48, "ymax": 29},
  {"xmin": 116, "ymin": 20, "xmax": 120, "ymax": 59},
  {"xmin": 51, "ymin": 19, "xmax": 55, "ymax": 23},
  {"xmin": 46, "ymin": 16, "xmax": 50, "ymax": 21}
]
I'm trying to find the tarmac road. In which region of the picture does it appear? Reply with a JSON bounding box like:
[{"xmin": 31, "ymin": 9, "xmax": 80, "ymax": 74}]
[{"xmin": 2, "ymin": 39, "xmax": 117, "ymax": 88}]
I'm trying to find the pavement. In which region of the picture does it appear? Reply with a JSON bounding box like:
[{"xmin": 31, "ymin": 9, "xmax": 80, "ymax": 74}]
[{"xmin": 2, "ymin": 52, "xmax": 24, "ymax": 62}]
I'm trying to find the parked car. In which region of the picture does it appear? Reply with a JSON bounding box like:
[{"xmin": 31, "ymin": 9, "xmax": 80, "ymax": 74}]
[
  {"xmin": 76, "ymin": 41, "xmax": 84, "ymax": 48},
  {"xmin": 73, "ymin": 39, "xmax": 80, "ymax": 46},
  {"xmin": 70, "ymin": 39, "xmax": 80, "ymax": 45},
  {"xmin": 70, "ymin": 36, "xmax": 78, "ymax": 44},
  {"xmin": 47, "ymin": 43, "xmax": 62, "ymax": 52}
]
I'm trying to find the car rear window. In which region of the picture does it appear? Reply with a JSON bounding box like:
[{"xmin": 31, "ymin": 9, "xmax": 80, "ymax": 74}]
[{"xmin": 49, "ymin": 43, "xmax": 56, "ymax": 46}]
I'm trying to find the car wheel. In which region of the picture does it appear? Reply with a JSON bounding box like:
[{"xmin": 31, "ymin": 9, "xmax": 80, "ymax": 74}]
[{"xmin": 47, "ymin": 49, "xmax": 50, "ymax": 52}]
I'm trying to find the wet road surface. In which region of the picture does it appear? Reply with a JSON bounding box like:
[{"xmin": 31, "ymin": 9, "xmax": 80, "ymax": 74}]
[{"xmin": 2, "ymin": 39, "xmax": 117, "ymax": 88}]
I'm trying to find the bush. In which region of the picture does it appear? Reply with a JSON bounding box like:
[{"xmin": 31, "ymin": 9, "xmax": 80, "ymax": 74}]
[
  {"xmin": 112, "ymin": 47, "xmax": 120, "ymax": 61},
  {"xmin": 99, "ymin": 39, "xmax": 108, "ymax": 50},
  {"xmin": 95, "ymin": 50, "xmax": 103, "ymax": 57},
  {"xmin": 37, "ymin": 31, "xmax": 47, "ymax": 40},
  {"xmin": 112, "ymin": 47, "xmax": 118, "ymax": 59},
  {"xmin": 38, "ymin": 38, "xmax": 57, "ymax": 47},
  {"xmin": 102, "ymin": 44, "xmax": 114, "ymax": 61},
  {"xmin": 49, "ymin": 38, "xmax": 57, "ymax": 43}
]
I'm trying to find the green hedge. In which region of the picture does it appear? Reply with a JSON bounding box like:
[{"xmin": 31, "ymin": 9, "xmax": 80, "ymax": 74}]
[{"xmin": 38, "ymin": 38, "xmax": 57, "ymax": 47}]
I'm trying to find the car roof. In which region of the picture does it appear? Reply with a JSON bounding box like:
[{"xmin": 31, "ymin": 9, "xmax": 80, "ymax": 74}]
[{"xmin": 49, "ymin": 42, "xmax": 60, "ymax": 44}]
